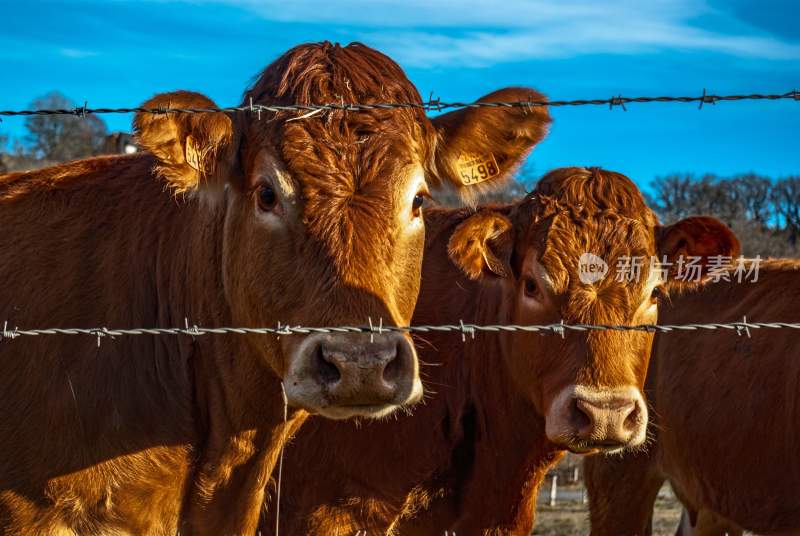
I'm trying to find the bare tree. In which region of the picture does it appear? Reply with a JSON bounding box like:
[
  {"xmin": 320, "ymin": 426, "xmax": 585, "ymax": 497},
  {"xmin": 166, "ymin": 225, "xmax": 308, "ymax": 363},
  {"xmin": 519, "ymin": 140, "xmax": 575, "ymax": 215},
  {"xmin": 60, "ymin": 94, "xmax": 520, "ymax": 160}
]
[
  {"xmin": 732, "ymin": 174, "xmax": 773, "ymax": 226},
  {"xmin": 647, "ymin": 174, "xmax": 694, "ymax": 220},
  {"xmin": 772, "ymin": 177, "xmax": 800, "ymax": 245},
  {"xmin": 24, "ymin": 91, "xmax": 108, "ymax": 163},
  {"xmin": 0, "ymin": 133, "xmax": 7, "ymax": 173},
  {"xmin": 649, "ymin": 173, "xmax": 799, "ymax": 257}
]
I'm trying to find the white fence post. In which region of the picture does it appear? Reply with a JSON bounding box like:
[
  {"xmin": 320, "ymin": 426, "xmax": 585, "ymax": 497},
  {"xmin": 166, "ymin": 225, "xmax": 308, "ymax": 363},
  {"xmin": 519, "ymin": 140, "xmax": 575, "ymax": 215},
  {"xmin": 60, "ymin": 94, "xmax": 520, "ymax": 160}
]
[{"xmin": 549, "ymin": 474, "xmax": 558, "ymax": 507}]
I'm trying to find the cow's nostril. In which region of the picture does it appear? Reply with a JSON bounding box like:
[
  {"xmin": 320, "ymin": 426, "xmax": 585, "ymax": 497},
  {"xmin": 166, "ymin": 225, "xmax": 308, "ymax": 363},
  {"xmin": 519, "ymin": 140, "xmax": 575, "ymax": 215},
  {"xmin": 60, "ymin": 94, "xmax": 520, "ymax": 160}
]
[
  {"xmin": 623, "ymin": 402, "xmax": 640, "ymax": 432},
  {"xmin": 571, "ymin": 398, "xmax": 593, "ymax": 432},
  {"xmin": 316, "ymin": 346, "xmax": 342, "ymax": 385},
  {"xmin": 381, "ymin": 344, "xmax": 401, "ymax": 384}
]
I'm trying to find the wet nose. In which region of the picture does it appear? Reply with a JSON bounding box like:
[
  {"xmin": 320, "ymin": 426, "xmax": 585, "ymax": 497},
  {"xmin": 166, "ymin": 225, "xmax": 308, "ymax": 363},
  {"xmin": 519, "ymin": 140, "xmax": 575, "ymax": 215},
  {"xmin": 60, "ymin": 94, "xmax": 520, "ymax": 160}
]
[
  {"xmin": 285, "ymin": 332, "xmax": 421, "ymax": 419},
  {"xmin": 316, "ymin": 337, "xmax": 405, "ymax": 401},
  {"xmin": 545, "ymin": 386, "xmax": 648, "ymax": 451},
  {"xmin": 571, "ymin": 396, "xmax": 641, "ymax": 446}
]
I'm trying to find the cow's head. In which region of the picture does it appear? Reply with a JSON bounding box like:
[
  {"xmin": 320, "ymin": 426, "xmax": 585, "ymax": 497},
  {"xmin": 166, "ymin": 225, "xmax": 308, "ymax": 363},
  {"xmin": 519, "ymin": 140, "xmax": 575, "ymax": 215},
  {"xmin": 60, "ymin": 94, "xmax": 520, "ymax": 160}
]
[
  {"xmin": 134, "ymin": 42, "xmax": 549, "ymax": 419},
  {"xmin": 449, "ymin": 167, "xmax": 738, "ymax": 451}
]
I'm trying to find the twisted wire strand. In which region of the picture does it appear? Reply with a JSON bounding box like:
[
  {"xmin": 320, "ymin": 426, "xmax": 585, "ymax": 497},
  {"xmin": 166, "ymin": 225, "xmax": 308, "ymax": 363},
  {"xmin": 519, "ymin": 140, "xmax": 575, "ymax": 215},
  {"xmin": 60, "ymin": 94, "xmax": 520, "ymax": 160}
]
[
  {"xmin": 1, "ymin": 90, "xmax": 798, "ymax": 118},
  {"xmin": 1, "ymin": 320, "xmax": 795, "ymax": 342}
]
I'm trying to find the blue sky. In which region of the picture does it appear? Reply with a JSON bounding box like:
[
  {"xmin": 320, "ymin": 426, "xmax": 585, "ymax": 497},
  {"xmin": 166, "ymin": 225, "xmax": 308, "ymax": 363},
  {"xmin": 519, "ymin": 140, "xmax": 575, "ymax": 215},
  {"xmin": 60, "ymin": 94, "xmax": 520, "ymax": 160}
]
[{"xmin": 1, "ymin": 0, "xmax": 798, "ymax": 189}]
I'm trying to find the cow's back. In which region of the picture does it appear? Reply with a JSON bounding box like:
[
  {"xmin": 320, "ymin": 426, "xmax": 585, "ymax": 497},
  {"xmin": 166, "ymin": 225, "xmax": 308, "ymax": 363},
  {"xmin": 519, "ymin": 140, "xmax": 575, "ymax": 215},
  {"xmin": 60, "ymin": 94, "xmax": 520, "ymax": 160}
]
[
  {"xmin": 654, "ymin": 261, "xmax": 800, "ymax": 532},
  {"xmin": 0, "ymin": 155, "xmax": 204, "ymax": 533}
]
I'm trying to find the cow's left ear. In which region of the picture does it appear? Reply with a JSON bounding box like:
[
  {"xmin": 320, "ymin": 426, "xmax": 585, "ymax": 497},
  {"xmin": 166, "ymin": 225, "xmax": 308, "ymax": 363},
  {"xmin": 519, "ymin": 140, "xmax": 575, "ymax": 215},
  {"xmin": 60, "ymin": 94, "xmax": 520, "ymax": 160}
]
[
  {"xmin": 656, "ymin": 216, "xmax": 741, "ymax": 283},
  {"xmin": 134, "ymin": 91, "xmax": 234, "ymax": 194},
  {"xmin": 428, "ymin": 87, "xmax": 551, "ymax": 204},
  {"xmin": 448, "ymin": 210, "xmax": 514, "ymax": 280}
]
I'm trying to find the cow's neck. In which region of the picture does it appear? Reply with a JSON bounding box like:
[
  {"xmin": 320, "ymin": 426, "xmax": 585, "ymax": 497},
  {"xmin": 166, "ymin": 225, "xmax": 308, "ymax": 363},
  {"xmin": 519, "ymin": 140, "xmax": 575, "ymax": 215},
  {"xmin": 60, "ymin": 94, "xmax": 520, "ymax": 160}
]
[
  {"xmin": 436, "ymin": 287, "xmax": 559, "ymax": 535},
  {"xmin": 173, "ymin": 191, "xmax": 309, "ymax": 533},
  {"xmin": 392, "ymin": 208, "xmax": 559, "ymax": 535},
  {"xmin": 182, "ymin": 336, "xmax": 309, "ymax": 534}
]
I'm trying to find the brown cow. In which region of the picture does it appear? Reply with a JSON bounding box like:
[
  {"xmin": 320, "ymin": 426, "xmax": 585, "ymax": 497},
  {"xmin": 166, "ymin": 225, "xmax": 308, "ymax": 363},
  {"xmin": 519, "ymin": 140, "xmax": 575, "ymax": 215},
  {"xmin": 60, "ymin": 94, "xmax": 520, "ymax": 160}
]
[
  {"xmin": 0, "ymin": 42, "xmax": 544, "ymax": 534},
  {"xmin": 263, "ymin": 167, "xmax": 739, "ymax": 535},
  {"xmin": 585, "ymin": 259, "xmax": 800, "ymax": 536}
]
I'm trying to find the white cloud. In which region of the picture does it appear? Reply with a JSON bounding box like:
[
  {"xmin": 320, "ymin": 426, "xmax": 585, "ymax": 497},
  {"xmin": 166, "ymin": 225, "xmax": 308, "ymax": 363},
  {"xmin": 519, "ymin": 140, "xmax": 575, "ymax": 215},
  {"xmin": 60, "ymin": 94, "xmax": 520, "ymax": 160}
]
[
  {"xmin": 190, "ymin": 0, "xmax": 800, "ymax": 66},
  {"xmin": 199, "ymin": 0, "xmax": 683, "ymax": 28}
]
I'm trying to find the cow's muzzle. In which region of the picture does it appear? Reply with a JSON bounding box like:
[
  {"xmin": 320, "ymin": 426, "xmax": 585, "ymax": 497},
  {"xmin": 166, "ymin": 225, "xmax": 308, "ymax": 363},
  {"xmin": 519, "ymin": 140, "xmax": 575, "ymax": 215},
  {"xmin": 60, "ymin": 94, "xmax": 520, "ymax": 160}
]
[
  {"xmin": 545, "ymin": 385, "xmax": 648, "ymax": 453},
  {"xmin": 283, "ymin": 333, "xmax": 422, "ymax": 419}
]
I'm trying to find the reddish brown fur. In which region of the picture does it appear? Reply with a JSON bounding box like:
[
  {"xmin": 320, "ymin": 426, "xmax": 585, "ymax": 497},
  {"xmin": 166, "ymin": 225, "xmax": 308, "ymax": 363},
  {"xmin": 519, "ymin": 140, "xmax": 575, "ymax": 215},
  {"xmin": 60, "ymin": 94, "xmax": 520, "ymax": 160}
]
[
  {"xmin": 0, "ymin": 42, "xmax": 548, "ymax": 535},
  {"xmin": 585, "ymin": 259, "xmax": 800, "ymax": 535},
  {"xmin": 262, "ymin": 168, "xmax": 738, "ymax": 535}
]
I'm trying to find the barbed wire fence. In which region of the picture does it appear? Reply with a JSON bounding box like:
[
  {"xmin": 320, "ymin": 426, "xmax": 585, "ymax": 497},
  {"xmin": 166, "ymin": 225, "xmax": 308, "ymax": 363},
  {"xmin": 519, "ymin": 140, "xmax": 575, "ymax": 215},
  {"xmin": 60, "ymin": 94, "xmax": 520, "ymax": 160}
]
[
  {"xmin": 1, "ymin": 89, "xmax": 798, "ymax": 119},
  {"xmin": 0, "ymin": 317, "xmax": 792, "ymax": 345}
]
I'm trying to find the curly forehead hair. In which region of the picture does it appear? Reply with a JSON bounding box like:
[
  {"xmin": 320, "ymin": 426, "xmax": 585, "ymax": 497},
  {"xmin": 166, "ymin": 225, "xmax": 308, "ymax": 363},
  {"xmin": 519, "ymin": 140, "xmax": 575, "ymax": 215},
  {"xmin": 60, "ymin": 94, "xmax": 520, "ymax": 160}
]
[
  {"xmin": 240, "ymin": 42, "xmax": 434, "ymax": 170},
  {"xmin": 520, "ymin": 167, "xmax": 659, "ymax": 226},
  {"xmin": 244, "ymin": 42, "xmax": 425, "ymax": 108}
]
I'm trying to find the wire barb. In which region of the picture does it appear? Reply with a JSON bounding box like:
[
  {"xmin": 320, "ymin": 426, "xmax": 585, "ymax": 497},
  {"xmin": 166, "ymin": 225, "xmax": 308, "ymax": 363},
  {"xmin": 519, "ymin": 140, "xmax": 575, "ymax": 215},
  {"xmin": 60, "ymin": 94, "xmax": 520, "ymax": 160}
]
[
  {"xmin": 698, "ymin": 88, "xmax": 717, "ymax": 110},
  {"xmin": 184, "ymin": 318, "xmax": 201, "ymax": 340},
  {"xmin": 555, "ymin": 320, "xmax": 566, "ymax": 339},
  {"xmin": 459, "ymin": 320, "xmax": 476, "ymax": 343},
  {"xmin": 609, "ymin": 95, "xmax": 627, "ymax": 111},
  {"xmin": 94, "ymin": 327, "xmax": 106, "ymax": 348},
  {"xmin": 427, "ymin": 91, "xmax": 443, "ymax": 113},
  {"xmin": 737, "ymin": 315, "xmax": 752, "ymax": 338},
  {"xmin": 74, "ymin": 101, "xmax": 88, "ymax": 118},
  {"xmin": 1, "ymin": 321, "xmax": 18, "ymax": 341},
  {"xmin": 367, "ymin": 317, "xmax": 383, "ymax": 343}
]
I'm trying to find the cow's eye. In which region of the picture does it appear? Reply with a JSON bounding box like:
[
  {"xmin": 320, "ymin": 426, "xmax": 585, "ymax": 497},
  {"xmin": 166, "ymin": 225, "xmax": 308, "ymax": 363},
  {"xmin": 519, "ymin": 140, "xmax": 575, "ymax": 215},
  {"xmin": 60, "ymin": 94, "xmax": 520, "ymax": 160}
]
[
  {"xmin": 412, "ymin": 193, "xmax": 425, "ymax": 217},
  {"xmin": 524, "ymin": 278, "xmax": 538, "ymax": 297},
  {"xmin": 258, "ymin": 185, "xmax": 277, "ymax": 211},
  {"xmin": 650, "ymin": 286, "xmax": 666, "ymax": 304}
]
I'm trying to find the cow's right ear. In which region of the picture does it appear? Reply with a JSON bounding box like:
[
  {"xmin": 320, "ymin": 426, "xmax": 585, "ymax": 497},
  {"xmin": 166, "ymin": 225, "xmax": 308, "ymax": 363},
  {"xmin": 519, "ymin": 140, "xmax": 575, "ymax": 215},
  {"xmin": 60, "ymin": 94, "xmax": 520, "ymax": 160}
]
[
  {"xmin": 134, "ymin": 91, "xmax": 234, "ymax": 194},
  {"xmin": 448, "ymin": 210, "xmax": 514, "ymax": 280},
  {"xmin": 656, "ymin": 216, "xmax": 741, "ymax": 284},
  {"xmin": 429, "ymin": 87, "xmax": 551, "ymax": 204}
]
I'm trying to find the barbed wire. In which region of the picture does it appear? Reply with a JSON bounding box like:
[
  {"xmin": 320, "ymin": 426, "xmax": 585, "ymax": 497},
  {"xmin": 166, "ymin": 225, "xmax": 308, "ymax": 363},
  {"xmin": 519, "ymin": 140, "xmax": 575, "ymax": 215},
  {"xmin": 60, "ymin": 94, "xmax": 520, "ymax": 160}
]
[
  {"xmin": 0, "ymin": 318, "xmax": 794, "ymax": 344},
  {"xmin": 1, "ymin": 90, "xmax": 798, "ymax": 118}
]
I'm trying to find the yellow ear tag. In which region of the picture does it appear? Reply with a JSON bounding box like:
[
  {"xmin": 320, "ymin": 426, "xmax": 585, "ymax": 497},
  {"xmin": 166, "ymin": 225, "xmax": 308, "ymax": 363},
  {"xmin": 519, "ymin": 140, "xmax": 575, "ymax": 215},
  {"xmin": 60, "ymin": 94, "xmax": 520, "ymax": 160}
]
[
  {"xmin": 185, "ymin": 135, "xmax": 201, "ymax": 171},
  {"xmin": 457, "ymin": 153, "xmax": 501, "ymax": 186}
]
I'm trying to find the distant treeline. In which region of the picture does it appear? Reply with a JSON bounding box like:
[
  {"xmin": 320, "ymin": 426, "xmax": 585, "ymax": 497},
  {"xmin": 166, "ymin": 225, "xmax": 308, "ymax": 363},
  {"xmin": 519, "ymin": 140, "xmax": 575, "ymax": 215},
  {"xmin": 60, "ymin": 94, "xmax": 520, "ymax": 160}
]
[{"xmin": 647, "ymin": 173, "xmax": 800, "ymax": 257}]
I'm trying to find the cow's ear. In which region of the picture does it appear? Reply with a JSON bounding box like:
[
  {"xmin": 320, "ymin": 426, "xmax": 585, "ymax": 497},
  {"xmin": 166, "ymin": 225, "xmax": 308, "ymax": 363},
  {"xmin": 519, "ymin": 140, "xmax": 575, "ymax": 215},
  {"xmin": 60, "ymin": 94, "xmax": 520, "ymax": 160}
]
[
  {"xmin": 134, "ymin": 91, "xmax": 234, "ymax": 193},
  {"xmin": 429, "ymin": 87, "xmax": 550, "ymax": 204},
  {"xmin": 656, "ymin": 216, "xmax": 741, "ymax": 283},
  {"xmin": 448, "ymin": 210, "xmax": 514, "ymax": 280}
]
